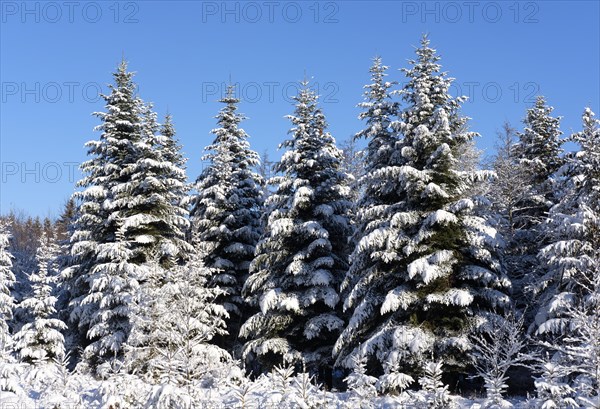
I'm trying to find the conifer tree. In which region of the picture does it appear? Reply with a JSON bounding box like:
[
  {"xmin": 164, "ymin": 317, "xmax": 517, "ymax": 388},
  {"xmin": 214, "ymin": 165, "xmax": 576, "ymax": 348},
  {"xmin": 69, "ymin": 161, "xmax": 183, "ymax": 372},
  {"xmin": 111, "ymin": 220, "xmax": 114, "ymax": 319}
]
[
  {"xmin": 241, "ymin": 81, "xmax": 352, "ymax": 378},
  {"xmin": 535, "ymin": 108, "xmax": 600, "ymax": 337},
  {"xmin": 127, "ymin": 247, "xmax": 230, "ymax": 384},
  {"xmin": 339, "ymin": 56, "xmax": 399, "ymax": 301},
  {"xmin": 123, "ymin": 109, "xmax": 195, "ymax": 371},
  {"xmin": 63, "ymin": 62, "xmax": 193, "ymax": 369},
  {"xmin": 14, "ymin": 233, "xmax": 66, "ymax": 363},
  {"xmin": 62, "ymin": 61, "xmax": 148, "ymax": 367},
  {"xmin": 190, "ymin": 85, "xmax": 264, "ymax": 351},
  {"xmin": 510, "ymin": 96, "xmax": 563, "ymax": 314},
  {"xmin": 513, "ymin": 96, "xmax": 563, "ymax": 189},
  {"xmin": 0, "ymin": 220, "xmax": 15, "ymax": 351},
  {"xmin": 160, "ymin": 114, "xmax": 187, "ymax": 170},
  {"xmin": 336, "ymin": 36, "xmax": 510, "ymax": 384},
  {"xmin": 118, "ymin": 103, "xmax": 192, "ymax": 268},
  {"xmin": 55, "ymin": 199, "xmax": 77, "ymax": 244}
]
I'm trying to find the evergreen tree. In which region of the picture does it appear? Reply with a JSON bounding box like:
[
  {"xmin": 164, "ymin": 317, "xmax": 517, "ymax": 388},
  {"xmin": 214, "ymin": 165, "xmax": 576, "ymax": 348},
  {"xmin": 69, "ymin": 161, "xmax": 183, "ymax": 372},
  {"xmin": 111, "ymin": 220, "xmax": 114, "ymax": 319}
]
[
  {"xmin": 339, "ymin": 56, "xmax": 399, "ymax": 302},
  {"xmin": 123, "ymin": 109, "xmax": 195, "ymax": 372},
  {"xmin": 190, "ymin": 85, "xmax": 264, "ymax": 351},
  {"xmin": 160, "ymin": 114, "xmax": 187, "ymax": 170},
  {"xmin": 510, "ymin": 96, "xmax": 563, "ymax": 315},
  {"xmin": 514, "ymin": 96, "xmax": 563, "ymax": 188},
  {"xmin": 63, "ymin": 62, "xmax": 193, "ymax": 369},
  {"xmin": 533, "ymin": 361, "xmax": 578, "ymax": 409},
  {"xmin": 241, "ymin": 81, "xmax": 352, "ymax": 379},
  {"xmin": 118, "ymin": 103, "xmax": 192, "ymax": 268},
  {"xmin": 62, "ymin": 61, "xmax": 148, "ymax": 367},
  {"xmin": 487, "ymin": 123, "xmax": 536, "ymax": 326},
  {"xmin": 535, "ymin": 108, "xmax": 600, "ymax": 337},
  {"xmin": 338, "ymin": 137, "xmax": 363, "ymax": 202},
  {"xmin": 0, "ymin": 220, "xmax": 16, "ymax": 351},
  {"xmin": 3, "ymin": 214, "xmax": 40, "ymax": 306},
  {"xmin": 335, "ymin": 36, "xmax": 510, "ymax": 384},
  {"xmin": 55, "ymin": 198, "xmax": 77, "ymax": 244},
  {"xmin": 126, "ymin": 247, "xmax": 230, "ymax": 384},
  {"xmin": 14, "ymin": 233, "xmax": 66, "ymax": 363}
]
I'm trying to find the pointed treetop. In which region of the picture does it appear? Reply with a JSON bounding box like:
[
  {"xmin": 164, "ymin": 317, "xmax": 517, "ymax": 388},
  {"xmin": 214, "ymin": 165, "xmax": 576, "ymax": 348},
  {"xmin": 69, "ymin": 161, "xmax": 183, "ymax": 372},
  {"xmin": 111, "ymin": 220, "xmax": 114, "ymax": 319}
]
[
  {"xmin": 161, "ymin": 113, "xmax": 175, "ymax": 136},
  {"xmin": 111, "ymin": 59, "xmax": 137, "ymax": 92},
  {"xmin": 223, "ymin": 83, "xmax": 237, "ymax": 102},
  {"xmin": 117, "ymin": 58, "xmax": 128, "ymax": 75}
]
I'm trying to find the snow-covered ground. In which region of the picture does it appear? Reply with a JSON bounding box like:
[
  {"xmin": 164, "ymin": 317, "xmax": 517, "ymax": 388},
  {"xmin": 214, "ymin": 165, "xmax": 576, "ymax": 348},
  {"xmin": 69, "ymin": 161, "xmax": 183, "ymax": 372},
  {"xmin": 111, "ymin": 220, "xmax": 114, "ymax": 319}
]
[{"xmin": 0, "ymin": 360, "xmax": 535, "ymax": 409}]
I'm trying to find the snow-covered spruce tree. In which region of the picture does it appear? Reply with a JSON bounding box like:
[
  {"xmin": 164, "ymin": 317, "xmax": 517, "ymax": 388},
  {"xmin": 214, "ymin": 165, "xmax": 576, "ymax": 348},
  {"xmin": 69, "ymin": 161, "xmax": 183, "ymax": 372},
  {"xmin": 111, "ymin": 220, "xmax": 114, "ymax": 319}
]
[
  {"xmin": 335, "ymin": 36, "xmax": 511, "ymax": 385},
  {"xmin": 190, "ymin": 85, "xmax": 264, "ymax": 352},
  {"xmin": 469, "ymin": 313, "xmax": 531, "ymax": 408},
  {"xmin": 1, "ymin": 214, "xmax": 40, "ymax": 321},
  {"xmin": 533, "ymin": 360, "xmax": 578, "ymax": 409},
  {"xmin": 132, "ymin": 247, "xmax": 230, "ymax": 388},
  {"xmin": 345, "ymin": 350, "xmax": 379, "ymax": 408},
  {"xmin": 54, "ymin": 200, "xmax": 78, "ymax": 328},
  {"xmin": 241, "ymin": 80, "xmax": 352, "ymax": 379},
  {"xmin": 414, "ymin": 360, "xmax": 453, "ymax": 408},
  {"xmin": 14, "ymin": 233, "xmax": 66, "ymax": 363},
  {"xmin": 61, "ymin": 61, "xmax": 148, "ymax": 368},
  {"xmin": 339, "ymin": 56, "xmax": 399, "ymax": 301},
  {"xmin": 159, "ymin": 113, "xmax": 187, "ymax": 173},
  {"xmin": 533, "ymin": 108, "xmax": 600, "ymax": 404},
  {"xmin": 63, "ymin": 62, "xmax": 193, "ymax": 370},
  {"xmin": 487, "ymin": 124, "xmax": 531, "ymax": 273},
  {"xmin": 0, "ymin": 220, "xmax": 16, "ymax": 351},
  {"xmin": 123, "ymin": 109, "xmax": 196, "ymax": 373},
  {"xmin": 545, "ymin": 286, "xmax": 600, "ymax": 407},
  {"xmin": 117, "ymin": 103, "xmax": 192, "ymax": 268},
  {"xmin": 513, "ymin": 96, "xmax": 563, "ymax": 192},
  {"xmin": 534, "ymin": 108, "xmax": 600, "ymax": 336},
  {"xmin": 509, "ymin": 97, "xmax": 563, "ymax": 315}
]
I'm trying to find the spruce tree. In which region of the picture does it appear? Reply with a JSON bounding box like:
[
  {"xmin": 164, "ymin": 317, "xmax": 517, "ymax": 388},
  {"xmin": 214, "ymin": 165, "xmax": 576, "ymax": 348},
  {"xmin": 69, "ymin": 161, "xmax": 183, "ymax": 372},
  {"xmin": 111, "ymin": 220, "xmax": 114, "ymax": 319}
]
[
  {"xmin": 338, "ymin": 137, "xmax": 363, "ymax": 202},
  {"xmin": 241, "ymin": 81, "xmax": 352, "ymax": 379},
  {"xmin": 339, "ymin": 56, "xmax": 399, "ymax": 301},
  {"xmin": 63, "ymin": 62, "xmax": 193, "ymax": 369},
  {"xmin": 126, "ymin": 246, "xmax": 230, "ymax": 384},
  {"xmin": 533, "ymin": 108, "xmax": 600, "ymax": 403},
  {"xmin": 335, "ymin": 36, "xmax": 510, "ymax": 384},
  {"xmin": 118, "ymin": 103, "xmax": 192, "ymax": 268},
  {"xmin": 190, "ymin": 85, "xmax": 264, "ymax": 351},
  {"xmin": 14, "ymin": 233, "xmax": 66, "ymax": 363},
  {"xmin": 510, "ymin": 96, "xmax": 563, "ymax": 316},
  {"xmin": 513, "ymin": 96, "xmax": 563, "ymax": 188},
  {"xmin": 535, "ymin": 108, "xmax": 600, "ymax": 336},
  {"xmin": 55, "ymin": 198, "xmax": 77, "ymax": 243},
  {"xmin": 123, "ymin": 109, "xmax": 195, "ymax": 371},
  {"xmin": 0, "ymin": 220, "xmax": 16, "ymax": 351},
  {"xmin": 62, "ymin": 61, "xmax": 148, "ymax": 367}
]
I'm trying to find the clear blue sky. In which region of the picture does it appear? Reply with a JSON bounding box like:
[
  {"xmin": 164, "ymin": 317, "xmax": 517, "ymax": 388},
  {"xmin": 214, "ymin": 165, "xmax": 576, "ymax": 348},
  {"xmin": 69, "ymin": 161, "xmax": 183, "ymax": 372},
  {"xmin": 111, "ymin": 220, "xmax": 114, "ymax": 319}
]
[{"xmin": 1, "ymin": 0, "xmax": 599, "ymax": 218}]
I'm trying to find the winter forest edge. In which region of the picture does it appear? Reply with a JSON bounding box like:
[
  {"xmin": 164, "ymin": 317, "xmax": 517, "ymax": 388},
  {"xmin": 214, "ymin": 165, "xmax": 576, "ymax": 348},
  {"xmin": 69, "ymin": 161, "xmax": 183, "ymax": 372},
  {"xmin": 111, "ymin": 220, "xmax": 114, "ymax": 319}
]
[{"xmin": 1, "ymin": 34, "xmax": 599, "ymax": 408}]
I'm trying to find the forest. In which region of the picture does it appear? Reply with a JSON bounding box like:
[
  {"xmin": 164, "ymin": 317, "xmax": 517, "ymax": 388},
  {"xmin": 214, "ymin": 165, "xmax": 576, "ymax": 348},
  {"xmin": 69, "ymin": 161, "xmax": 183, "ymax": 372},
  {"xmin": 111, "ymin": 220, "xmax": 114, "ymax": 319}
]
[{"xmin": 0, "ymin": 35, "xmax": 599, "ymax": 408}]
